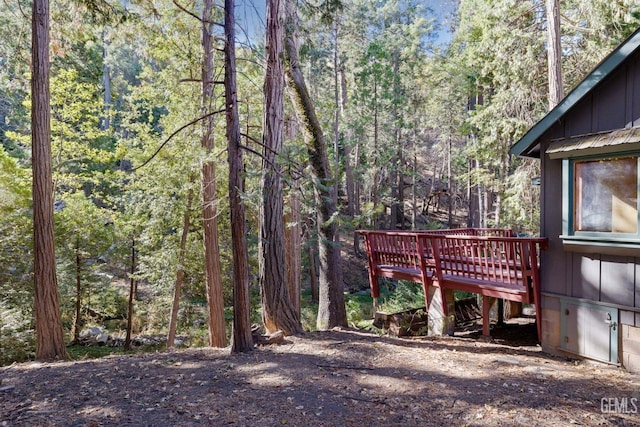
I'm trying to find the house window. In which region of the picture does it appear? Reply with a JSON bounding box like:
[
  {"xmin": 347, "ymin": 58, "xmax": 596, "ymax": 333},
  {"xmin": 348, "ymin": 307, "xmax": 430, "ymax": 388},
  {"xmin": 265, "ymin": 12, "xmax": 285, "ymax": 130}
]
[
  {"xmin": 547, "ymin": 128, "xmax": 640, "ymax": 251},
  {"xmin": 573, "ymin": 157, "xmax": 638, "ymax": 234}
]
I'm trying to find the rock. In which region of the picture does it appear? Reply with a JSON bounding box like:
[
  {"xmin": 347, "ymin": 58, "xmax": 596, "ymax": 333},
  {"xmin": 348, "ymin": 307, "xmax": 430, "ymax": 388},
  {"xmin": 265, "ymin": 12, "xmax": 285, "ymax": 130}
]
[
  {"xmin": 95, "ymin": 333, "xmax": 109, "ymax": 344},
  {"xmin": 79, "ymin": 327, "xmax": 104, "ymax": 339}
]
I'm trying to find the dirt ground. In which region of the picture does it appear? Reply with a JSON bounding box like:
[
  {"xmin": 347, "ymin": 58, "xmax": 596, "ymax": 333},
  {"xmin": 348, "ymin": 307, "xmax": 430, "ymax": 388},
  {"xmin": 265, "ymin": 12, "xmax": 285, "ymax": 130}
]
[{"xmin": 1, "ymin": 325, "xmax": 639, "ymax": 427}]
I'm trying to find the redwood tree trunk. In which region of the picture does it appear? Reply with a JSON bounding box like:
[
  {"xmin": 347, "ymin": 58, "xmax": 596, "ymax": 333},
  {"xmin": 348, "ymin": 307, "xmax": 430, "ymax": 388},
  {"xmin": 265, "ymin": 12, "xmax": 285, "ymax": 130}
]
[
  {"xmin": 284, "ymin": 192, "xmax": 301, "ymax": 318},
  {"xmin": 32, "ymin": 0, "xmax": 68, "ymax": 361},
  {"xmin": 546, "ymin": 0, "xmax": 563, "ymax": 110},
  {"xmin": 284, "ymin": 0, "xmax": 346, "ymax": 330},
  {"xmin": 201, "ymin": 0, "xmax": 227, "ymax": 348},
  {"xmin": 225, "ymin": 0, "xmax": 254, "ymax": 352},
  {"xmin": 260, "ymin": 0, "xmax": 303, "ymax": 335}
]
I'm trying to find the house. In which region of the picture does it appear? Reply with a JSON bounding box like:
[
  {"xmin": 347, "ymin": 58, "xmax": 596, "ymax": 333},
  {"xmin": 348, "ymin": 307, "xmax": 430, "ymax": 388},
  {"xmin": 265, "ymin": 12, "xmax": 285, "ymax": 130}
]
[{"xmin": 510, "ymin": 29, "xmax": 640, "ymax": 372}]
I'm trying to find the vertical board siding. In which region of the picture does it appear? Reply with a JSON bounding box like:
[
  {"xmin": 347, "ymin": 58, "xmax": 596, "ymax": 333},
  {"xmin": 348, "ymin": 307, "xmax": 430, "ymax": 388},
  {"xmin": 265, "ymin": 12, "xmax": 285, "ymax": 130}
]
[
  {"xmin": 541, "ymin": 154, "xmax": 570, "ymax": 295},
  {"xmin": 594, "ymin": 67, "xmax": 628, "ymax": 131},
  {"xmin": 540, "ymin": 48, "xmax": 640, "ymax": 314},
  {"xmin": 632, "ymin": 56, "xmax": 640, "ymax": 126},
  {"xmin": 600, "ymin": 256, "xmax": 635, "ymax": 306},
  {"xmin": 636, "ymin": 261, "xmax": 640, "ymax": 311},
  {"xmin": 571, "ymin": 254, "xmax": 601, "ymax": 301},
  {"xmin": 565, "ymin": 97, "xmax": 594, "ymax": 137}
]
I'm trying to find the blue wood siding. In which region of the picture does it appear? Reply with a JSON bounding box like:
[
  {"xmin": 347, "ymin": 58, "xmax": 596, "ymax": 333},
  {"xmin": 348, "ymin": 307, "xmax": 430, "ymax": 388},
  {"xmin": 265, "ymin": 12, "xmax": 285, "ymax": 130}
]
[
  {"xmin": 631, "ymin": 56, "xmax": 640, "ymax": 126},
  {"xmin": 594, "ymin": 67, "xmax": 627, "ymax": 131},
  {"xmin": 539, "ymin": 48, "xmax": 640, "ymax": 313},
  {"xmin": 600, "ymin": 256, "xmax": 636, "ymax": 306}
]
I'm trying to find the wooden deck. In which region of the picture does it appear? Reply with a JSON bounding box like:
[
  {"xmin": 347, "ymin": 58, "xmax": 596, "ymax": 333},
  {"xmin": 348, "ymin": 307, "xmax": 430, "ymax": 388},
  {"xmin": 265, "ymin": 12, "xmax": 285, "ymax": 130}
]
[{"xmin": 357, "ymin": 229, "xmax": 548, "ymax": 340}]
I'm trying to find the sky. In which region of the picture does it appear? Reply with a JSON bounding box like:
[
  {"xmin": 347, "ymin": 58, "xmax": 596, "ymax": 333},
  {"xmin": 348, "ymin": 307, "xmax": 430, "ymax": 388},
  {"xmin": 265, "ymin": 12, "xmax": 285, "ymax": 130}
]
[{"xmin": 233, "ymin": 0, "xmax": 457, "ymax": 47}]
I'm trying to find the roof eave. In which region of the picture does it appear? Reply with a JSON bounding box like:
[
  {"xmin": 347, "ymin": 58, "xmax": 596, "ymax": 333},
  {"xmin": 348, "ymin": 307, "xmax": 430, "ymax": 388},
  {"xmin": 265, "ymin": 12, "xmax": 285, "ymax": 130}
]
[{"xmin": 510, "ymin": 28, "xmax": 640, "ymax": 158}]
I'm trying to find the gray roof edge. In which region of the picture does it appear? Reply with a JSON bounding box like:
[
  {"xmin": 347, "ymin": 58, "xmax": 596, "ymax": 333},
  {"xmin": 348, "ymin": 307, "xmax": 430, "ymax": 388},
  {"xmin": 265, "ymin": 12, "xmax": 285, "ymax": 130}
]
[{"xmin": 510, "ymin": 28, "xmax": 640, "ymax": 158}]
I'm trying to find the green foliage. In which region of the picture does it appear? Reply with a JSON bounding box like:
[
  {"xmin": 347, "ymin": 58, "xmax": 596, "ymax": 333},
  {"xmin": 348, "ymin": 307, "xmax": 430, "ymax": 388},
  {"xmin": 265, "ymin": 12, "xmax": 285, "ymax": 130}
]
[
  {"xmin": 377, "ymin": 281, "xmax": 426, "ymax": 314},
  {"xmin": 344, "ymin": 293, "xmax": 374, "ymax": 329},
  {"xmin": 300, "ymin": 289, "xmax": 319, "ymax": 331},
  {"xmin": 0, "ymin": 303, "xmax": 34, "ymax": 365},
  {"xmin": 0, "ymin": 146, "xmax": 32, "ymax": 314},
  {"xmin": 66, "ymin": 345, "xmax": 131, "ymax": 361}
]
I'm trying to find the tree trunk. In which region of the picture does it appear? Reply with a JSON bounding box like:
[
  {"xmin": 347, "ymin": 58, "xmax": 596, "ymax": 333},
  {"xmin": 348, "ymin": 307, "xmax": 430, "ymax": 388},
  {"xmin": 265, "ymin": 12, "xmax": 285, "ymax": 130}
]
[
  {"xmin": 332, "ymin": 20, "xmax": 340, "ymax": 210},
  {"xmin": 391, "ymin": 47, "xmax": 403, "ymax": 229},
  {"xmin": 447, "ymin": 137, "xmax": 453, "ymax": 227},
  {"xmin": 167, "ymin": 186, "xmax": 193, "ymax": 349},
  {"xmin": 466, "ymin": 158, "xmax": 474, "ymax": 227},
  {"xmin": 341, "ymin": 66, "xmax": 355, "ymax": 218},
  {"xmin": 260, "ymin": 0, "xmax": 303, "ymax": 336},
  {"xmin": 32, "ymin": 0, "xmax": 68, "ymax": 361},
  {"xmin": 372, "ymin": 78, "xmax": 379, "ymax": 226},
  {"xmin": 308, "ymin": 243, "xmax": 318, "ymax": 303},
  {"xmin": 73, "ymin": 237, "xmax": 82, "ymax": 343},
  {"xmin": 476, "ymin": 159, "xmax": 485, "ymax": 228},
  {"xmin": 285, "ymin": 0, "xmax": 347, "ymax": 330},
  {"xmin": 412, "ymin": 127, "xmax": 417, "ymax": 229},
  {"xmin": 225, "ymin": 0, "xmax": 254, "ymax": 352},
  {"xmin": 546, "ymin": 0, "xmax": 563, "ymax": 110},
  {"xmin": 396, "ymin": 128, "xmax": 404, "ymax": 228},
  {"xmin": 284, "ymin": 191, "xmax": 302, "ymax": 318},
  {"xmin": 352, "ymin": 138, "xmax": 361, "ymax": 254},
  {"xmin": 101, "ymin": 30, "xmax": 111, "ymax": 131},
  {"xmin": 201, "ymin": 0, "xmax": 227, "ymax": 348},
  {"xmin": 124, "ymin": 239, "xmax": 136, "ymax": 350}
]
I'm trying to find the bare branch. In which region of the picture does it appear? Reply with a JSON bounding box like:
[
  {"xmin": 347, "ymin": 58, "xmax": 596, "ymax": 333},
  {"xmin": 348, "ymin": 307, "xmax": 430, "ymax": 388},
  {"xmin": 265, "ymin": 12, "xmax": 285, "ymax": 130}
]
[
  {"xmin": 240, "ymin": 131, "xmax": 261, "ymax": 146},
  {"xmin": 4, "ymin": 0, "xmax": 29, "ymax": 20},
  {"xmin": 238, "ymin": 143, "xmax": 277, "ymax": 171},
  {"xmin": 131, "ymin": 108, "xmax": 226, "ymax": 171},
  {"xmin": 238, "ymin": 144, "xmax": 305, "ymax": 182},
  {"xmin": 172, "ymin": 0, "xmax": 202, "ymax": 21},
  {"xmin": 179, "ymin": 78, "xmax": 224, "ymax": 85},
  {"xmin": 172, "ymin": 0, "xmax": 223, "ymax": 26}
]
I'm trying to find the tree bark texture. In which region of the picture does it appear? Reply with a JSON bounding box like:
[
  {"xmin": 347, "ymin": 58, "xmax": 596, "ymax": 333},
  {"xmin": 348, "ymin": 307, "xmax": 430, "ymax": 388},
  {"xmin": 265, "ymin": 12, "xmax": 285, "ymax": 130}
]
[
  {"xmin": 284, "ymin": 191, "xmax": 301, "ymax": 318},
  {"xmin": 260, "ymin": 0, "xmax": 303, "ymax": 336},
  {"xmin": 308, "ymin": 243, "xmax": 318, "ymax": 303},
  {"xmin": 32, "ymin": 0, "xmax": 69, "ymax": 361},
  {"xmin": 546, "ymin": 0, "xmax": 563, "ymax": 109},
  {"xmin": 225, "ymin": 0, "xmax": 254, "ymax": 352},
  {"xmin": 167, "ymin": 187, "xmax": 193, "ymax": 348},
  {"xmin": 201, "ymin": 0, "xmax": 227, "ymax": 348},
  {"xmin": 391, "ymin": 48, "xmax": 403, "ymax": 229},
  {"xmin": 284, "ymin": 0, "xmax": 347, "ymax": 330},
  {"xmin": 125, "ymin": 239, "xmax": 136, "ymax": 350},
  {"xmin": 73, "ymin": 238, "xmax": 81, "ymax": 343}
]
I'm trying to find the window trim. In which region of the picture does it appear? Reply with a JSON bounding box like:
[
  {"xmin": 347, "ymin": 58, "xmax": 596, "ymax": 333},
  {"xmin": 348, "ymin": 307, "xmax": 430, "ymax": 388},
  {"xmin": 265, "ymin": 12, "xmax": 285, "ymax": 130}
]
[{"xmin": 560, "ymin": 153, "xmax": 640, "ymax": 248}]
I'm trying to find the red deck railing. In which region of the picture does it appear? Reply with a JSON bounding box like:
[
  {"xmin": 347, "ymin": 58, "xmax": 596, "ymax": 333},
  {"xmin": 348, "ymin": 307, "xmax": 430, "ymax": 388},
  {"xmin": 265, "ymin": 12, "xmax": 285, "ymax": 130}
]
[{"xmin": 357, "ymin": 228, "xmax": 547, "ymax": 341}]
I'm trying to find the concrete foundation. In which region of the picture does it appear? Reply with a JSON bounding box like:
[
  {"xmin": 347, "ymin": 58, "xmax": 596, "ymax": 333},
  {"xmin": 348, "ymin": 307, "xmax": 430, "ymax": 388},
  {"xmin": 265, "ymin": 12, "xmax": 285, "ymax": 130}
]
[{"xmin": 427, "ymin": 285, "xmax": 455, "ymax": 336}]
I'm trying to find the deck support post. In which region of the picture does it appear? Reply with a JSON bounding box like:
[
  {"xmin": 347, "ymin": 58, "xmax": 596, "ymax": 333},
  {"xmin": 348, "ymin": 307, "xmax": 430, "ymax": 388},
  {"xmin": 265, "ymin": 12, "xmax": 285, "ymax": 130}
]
[
  {"xmin": 428, "ymin": 284, "xmax": 455, "ymax": 336},
  {"xmin": 482, "ymin": 295, "xmax": 491, "ymax": 337}
]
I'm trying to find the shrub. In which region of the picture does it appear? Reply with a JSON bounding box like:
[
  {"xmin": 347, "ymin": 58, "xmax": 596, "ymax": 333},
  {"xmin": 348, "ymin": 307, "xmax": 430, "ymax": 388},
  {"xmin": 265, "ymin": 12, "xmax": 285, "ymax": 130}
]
[{"xmin": 0, "ymin": 303, "xmax": 34, "ymax": 365}]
